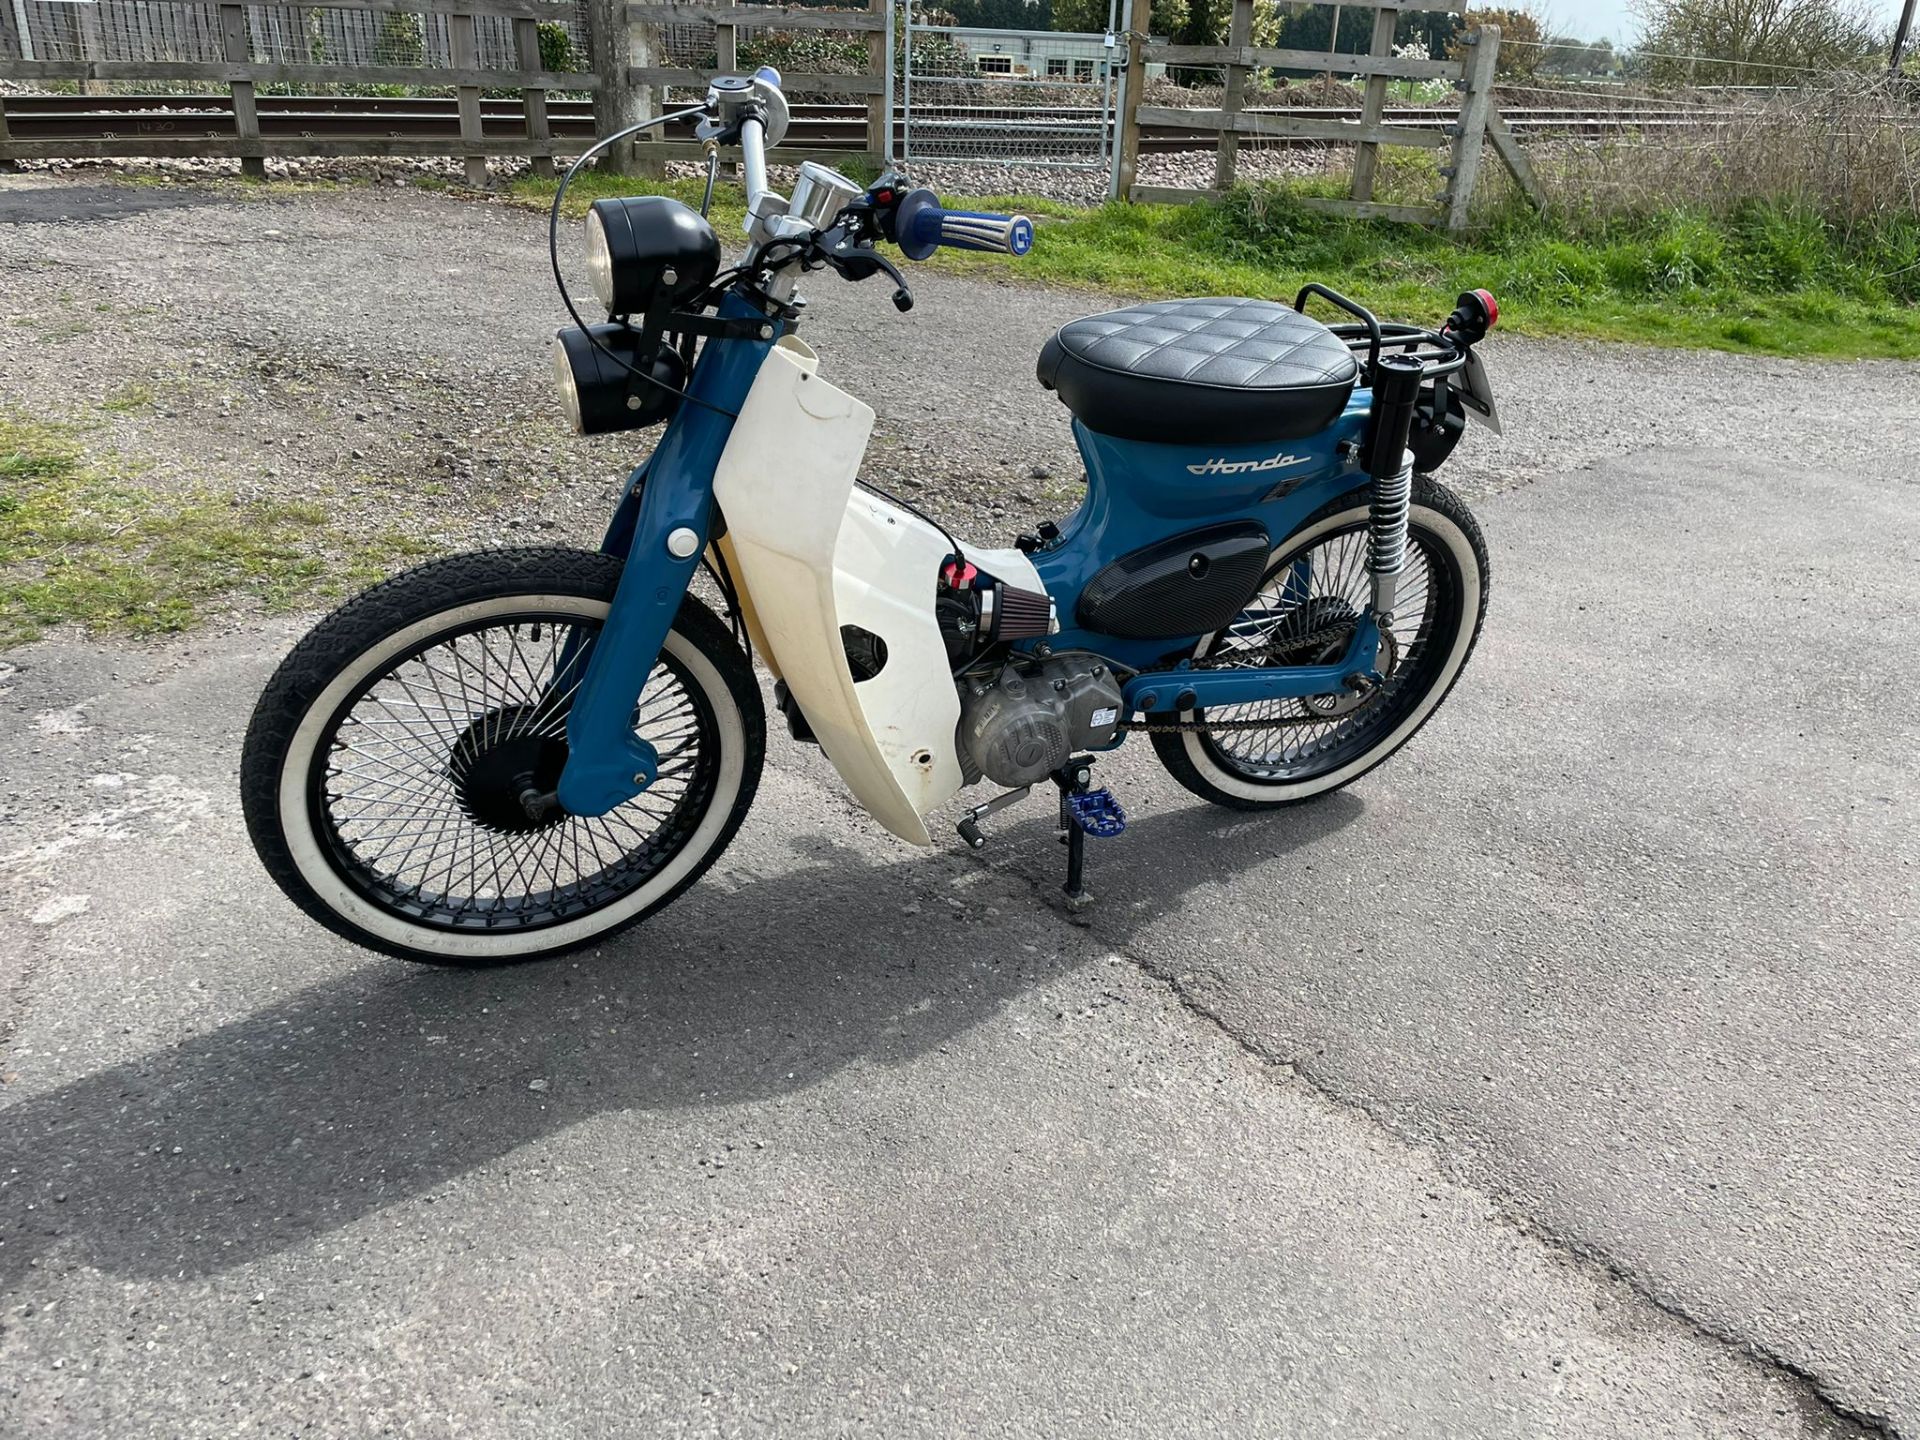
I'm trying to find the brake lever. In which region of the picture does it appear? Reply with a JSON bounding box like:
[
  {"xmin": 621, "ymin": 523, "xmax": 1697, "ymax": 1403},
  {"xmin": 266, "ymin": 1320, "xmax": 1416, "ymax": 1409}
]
[
  {"xmin": 875, "ymin": 251, "xmax": 914, "ymax": 312},
  {"xmin": 819, "ymin": 233, "xmax": 914, "ymax": 313}
]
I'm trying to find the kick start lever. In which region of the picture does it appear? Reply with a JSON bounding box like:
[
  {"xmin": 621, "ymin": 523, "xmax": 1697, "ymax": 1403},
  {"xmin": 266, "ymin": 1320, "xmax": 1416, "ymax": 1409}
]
[{"xmin": 956, "ymin": 785, "xmax": 1031, "ymax": 849}]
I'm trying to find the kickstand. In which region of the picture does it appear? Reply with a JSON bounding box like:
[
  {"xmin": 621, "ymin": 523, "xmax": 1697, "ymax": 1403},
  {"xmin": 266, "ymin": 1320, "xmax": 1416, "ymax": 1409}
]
[{"xmin": 1053, "ymin": 757, "xmax": 1126, "ymax": 913}]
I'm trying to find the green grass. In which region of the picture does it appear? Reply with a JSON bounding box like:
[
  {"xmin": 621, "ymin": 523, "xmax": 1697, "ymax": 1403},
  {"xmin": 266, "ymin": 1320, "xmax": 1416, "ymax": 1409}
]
[
  {"xmin": 509, "ymin": 169, "xmax": 1920, "ymax": 361},
  {"xmin": 0, "ymin": 416, "xmax": 435, "ymax": 646}
]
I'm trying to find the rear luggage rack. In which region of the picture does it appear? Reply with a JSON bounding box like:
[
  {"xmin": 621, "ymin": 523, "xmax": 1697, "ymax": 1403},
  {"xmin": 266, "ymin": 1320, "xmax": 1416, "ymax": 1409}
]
[{"xmin": 1294, "ymin": 283, "xmax": 1466, "ymax": 386}]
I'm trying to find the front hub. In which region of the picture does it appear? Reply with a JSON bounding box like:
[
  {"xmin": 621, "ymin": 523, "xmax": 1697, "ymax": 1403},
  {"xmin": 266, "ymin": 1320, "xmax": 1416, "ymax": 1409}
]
[{"xmin": 447, "ymin": 704, "xmax": 570, "ymax": 834}]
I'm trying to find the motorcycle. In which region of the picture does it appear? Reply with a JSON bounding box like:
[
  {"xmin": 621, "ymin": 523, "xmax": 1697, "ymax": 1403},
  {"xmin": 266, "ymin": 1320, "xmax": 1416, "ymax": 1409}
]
[{"xmin": 239, "ymin": 68, "xmax": 1499, "ymax": 966}]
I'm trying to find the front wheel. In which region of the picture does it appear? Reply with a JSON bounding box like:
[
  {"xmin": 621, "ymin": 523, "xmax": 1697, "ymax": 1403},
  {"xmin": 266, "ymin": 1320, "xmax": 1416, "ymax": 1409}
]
[
  {"xmin": 1151, "ymin": 476, "xmax": 1489, "ymax": 811},
  {"xmin": 240, "ymin": 547, "xmax": 765, "ymax": 965}
]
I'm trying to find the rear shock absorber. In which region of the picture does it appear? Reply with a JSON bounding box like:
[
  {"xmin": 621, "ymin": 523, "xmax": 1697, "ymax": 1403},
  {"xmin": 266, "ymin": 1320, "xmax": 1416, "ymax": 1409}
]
[{"xmin": 1362, "ymin": 353, "xmax": 1426, "ymax": 622}]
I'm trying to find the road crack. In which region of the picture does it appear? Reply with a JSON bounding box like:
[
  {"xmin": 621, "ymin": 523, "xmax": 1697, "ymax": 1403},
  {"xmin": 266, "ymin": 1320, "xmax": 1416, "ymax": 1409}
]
[{"xmin": 1101, "ymin": 932, "xmax": 1900, "ymax": 1440}]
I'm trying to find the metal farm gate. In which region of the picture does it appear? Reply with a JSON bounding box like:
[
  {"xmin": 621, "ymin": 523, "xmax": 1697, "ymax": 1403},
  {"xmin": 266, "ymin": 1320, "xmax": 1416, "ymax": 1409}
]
[{"xmin": 897, "ymin": 0, "xmax": 1124, "ymax": 195}]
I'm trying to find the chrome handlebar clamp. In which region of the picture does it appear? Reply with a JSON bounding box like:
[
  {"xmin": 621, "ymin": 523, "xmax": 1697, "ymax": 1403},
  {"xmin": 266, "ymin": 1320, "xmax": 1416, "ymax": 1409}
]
[{"xmin": 703, "ymin": 69, "xmax": 796, "ymax": 249}]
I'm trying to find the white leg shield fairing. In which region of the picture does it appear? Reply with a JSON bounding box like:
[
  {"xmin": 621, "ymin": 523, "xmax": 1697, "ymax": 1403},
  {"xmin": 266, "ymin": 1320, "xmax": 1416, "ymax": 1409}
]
[{"xmin": 714, "ymin": 340, "xmax": 966, "ymax": 845}]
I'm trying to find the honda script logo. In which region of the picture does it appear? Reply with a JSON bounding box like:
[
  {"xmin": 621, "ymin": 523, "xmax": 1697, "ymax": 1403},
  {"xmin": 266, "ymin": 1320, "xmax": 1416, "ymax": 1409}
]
[{"xmin": 1186, "ymin": 450, "xmax": 1309, "ymax": 476}]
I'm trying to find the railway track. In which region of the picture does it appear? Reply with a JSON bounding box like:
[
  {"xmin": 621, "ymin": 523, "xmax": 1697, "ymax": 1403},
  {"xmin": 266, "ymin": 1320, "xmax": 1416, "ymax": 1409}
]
[{"xmin": 0, "ymin": 92, "xmax": 1750, "ymax": 155}]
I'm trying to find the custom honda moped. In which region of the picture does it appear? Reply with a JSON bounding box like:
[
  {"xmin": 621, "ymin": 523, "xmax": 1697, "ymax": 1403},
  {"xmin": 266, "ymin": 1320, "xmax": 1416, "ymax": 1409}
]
[{"xmin": 241, "ymin": 68, "xmax": 1501, "ymax": 965}]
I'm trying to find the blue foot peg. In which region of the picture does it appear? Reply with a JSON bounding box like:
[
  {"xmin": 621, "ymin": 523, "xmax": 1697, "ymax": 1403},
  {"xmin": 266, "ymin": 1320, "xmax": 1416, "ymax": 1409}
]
[{"xmin": 1064, "ymin": 788, "xmax": 1127, "ymax": 838}]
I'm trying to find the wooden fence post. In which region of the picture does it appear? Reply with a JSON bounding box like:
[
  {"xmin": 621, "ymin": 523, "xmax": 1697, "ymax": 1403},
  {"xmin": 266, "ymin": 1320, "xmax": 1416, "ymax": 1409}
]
[
  {"xmin": 866, "ymin": 0, "xmax": 888, "ymax": 165},
  {"xmin": 1349, "ymin": 2, "xmax": 1399, "ymax": 202},
  {"xmin": 450, "ymin": 10, "xmax": 489, "ymax": 186},
  {"xmin": 77, "ymin": 2, "xmax": 106, "ymax": 96},
  {"xmin": 218, "ymin": 3, "xmax": 266, "ymax": 180},
  {"xmin": 1211, "ymin": 0, "xmax": 1251, "ymax": 190},
  {"xmin": 1485, "ymin": 105, "xmax": 1546, "ymax": 212},
  {"xmin": 1116, "ymin": 0, "xmax": 1148, "ymax": 199},
  {"xmin": 631, "ymin": 2, "xmax": 667, "ymax": 177},
  {"xmin": 1444, "ymin": 22, "xmax": 1498, "ymax": 230},
  {"xmin": 587, "ymin": 0, "xmax": 646, "ymax": 174},
  {"xmin": 513, "ymin": 15, "xmax": 554, "ymax": 179},
  {"xmin": 707, "ymin": 2, "xmax": 739, "ymax": 176}
]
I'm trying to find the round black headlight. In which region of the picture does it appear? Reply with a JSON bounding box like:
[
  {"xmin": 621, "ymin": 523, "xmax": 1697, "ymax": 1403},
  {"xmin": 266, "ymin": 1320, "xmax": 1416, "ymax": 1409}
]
[
  {"xmin": 584, "ymin": 196, "xmax": 721, "ymax": 317},
  {"xmin": 552, "ymin": 324, "xmax": 687, "ymax": 436}
]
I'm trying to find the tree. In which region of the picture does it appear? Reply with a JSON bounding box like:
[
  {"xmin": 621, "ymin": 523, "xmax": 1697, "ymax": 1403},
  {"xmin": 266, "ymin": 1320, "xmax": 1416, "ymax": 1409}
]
[
  {"xmin": 1447, "ymin": 7, "xmax": 1546, "ymax": 79},
  {"xmin": 1538, "ymin": 34, "xmax": 1620, "ymax": 75},
  {"xmin": 945, "ymin": 0, "xmax": 1055, "ymax": 28},
  {"xmin": 1630, "ymin": 0, "xmax": 1887, "ymax": 83},
  {"xmin": 1271, "ymin": 3, "xmax": 1380, "ymax": 54},
  {"xmin": 1271, "ymin": 6, "xmax": 1458, "ymax": 55},
  {"xmin": 1055, "ymin": 0, "xmax": 1190, "ymax": 38}
]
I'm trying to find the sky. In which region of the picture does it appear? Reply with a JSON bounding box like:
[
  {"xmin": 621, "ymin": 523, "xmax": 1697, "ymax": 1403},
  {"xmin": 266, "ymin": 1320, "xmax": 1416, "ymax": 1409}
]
[{"xmin": 1547, "ymin": 0, "xmax": 1908, "ymax": 44}]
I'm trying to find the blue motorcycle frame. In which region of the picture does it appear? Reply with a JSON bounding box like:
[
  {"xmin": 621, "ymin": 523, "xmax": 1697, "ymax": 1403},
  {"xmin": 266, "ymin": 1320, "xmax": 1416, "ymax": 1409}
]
[{"xmin": 556, "ymin": 302, "xmax": 1386, "ymax": 821}]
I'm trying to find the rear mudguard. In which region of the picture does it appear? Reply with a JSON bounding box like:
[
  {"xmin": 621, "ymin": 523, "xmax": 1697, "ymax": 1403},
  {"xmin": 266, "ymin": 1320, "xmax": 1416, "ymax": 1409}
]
[{"xmin": 715, "ymin": 340, "xmax": 1037, "ymax": 845}]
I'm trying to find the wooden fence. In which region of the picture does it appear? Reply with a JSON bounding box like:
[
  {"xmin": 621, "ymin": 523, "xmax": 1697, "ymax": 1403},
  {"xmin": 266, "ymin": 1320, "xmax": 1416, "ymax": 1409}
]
[
  {"xmin": 0, "ymin": 0, "xmax": 891, "ymax": 177},
  {"xmin": 618, "ymin": 2, "xmax": 888, "ymax": 172},
  {"xmin": 1117, "ymin": 0, "xmax": 1541, "ymax": 229},
  {"xmin": 2, "ymin": 0, "xmax": 1539, "ymax": 224},
  {"xmin": 1, "ymin": 0, "xmax": 564, "ymax": 70},
  {"xmin": 0, "ymin": 0, "xmax": 594, "ymax": 182}
]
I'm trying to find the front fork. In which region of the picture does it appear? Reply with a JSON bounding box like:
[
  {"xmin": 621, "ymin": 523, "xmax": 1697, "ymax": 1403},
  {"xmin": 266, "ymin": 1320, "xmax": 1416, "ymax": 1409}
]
[{"xmin": 554, "ymin": 305, "xmax": 776, "ymax": 817}]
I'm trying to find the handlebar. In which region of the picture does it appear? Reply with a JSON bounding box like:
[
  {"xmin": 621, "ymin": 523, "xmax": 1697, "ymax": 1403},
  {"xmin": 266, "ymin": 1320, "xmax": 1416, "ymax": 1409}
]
[
  {"xmin": 893, "ymin": 190, "xmax": 1034, "ymax": 262},
  {"xmin": 739, "ymin": 114, "xmax": 770, "ymax": 220},
  {"xmin": 705, "ymin": 65, "xmax": 1032, "ymax": 308}
]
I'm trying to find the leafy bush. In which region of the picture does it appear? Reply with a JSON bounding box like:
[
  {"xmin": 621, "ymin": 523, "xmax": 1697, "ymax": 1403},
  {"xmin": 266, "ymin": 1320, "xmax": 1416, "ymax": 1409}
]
[
  {"xmin": 737, "ymin": 30, "xmax": 870, "ymax": 75},
  {"xmin": 536, "ymin": 22, "xmax": 581, "ymax": 74},
  {"xmin": 377, "ymin": 11, "xmax": 426, "ymax": 69}
]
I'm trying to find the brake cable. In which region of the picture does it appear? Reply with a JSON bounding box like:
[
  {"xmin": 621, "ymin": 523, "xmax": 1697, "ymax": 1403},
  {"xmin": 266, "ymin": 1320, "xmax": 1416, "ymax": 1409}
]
[{"xmin": 546, "ymin": 105, "xmax": 742, "ymax": 420}]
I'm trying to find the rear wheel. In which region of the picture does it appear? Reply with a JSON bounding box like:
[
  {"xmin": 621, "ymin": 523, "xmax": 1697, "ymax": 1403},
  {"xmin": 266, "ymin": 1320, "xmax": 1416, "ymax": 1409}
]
[
  {"xmin": 1150, "ymin": 477, "xmax": 1488, "ymax": 810},
  {"xmin": 240, "ymin": 548, "xmax": 764, "ymax": 965}
]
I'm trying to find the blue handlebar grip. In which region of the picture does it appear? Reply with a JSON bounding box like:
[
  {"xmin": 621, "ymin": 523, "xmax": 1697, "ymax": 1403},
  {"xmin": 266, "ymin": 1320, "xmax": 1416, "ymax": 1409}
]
[
  {"xmin": 926, "ymin": 208, "xmax": 1035, "ymax": 256},
  {"xmin": 895, "ymin": 189, "xmax": 1033, "ymax": 261}
]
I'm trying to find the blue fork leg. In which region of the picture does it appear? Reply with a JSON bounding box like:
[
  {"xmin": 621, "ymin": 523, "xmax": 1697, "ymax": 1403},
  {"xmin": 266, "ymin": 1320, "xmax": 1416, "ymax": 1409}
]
[{"xmin": 555, "ymin": 307, "xmax": 776, "ymax": 817}]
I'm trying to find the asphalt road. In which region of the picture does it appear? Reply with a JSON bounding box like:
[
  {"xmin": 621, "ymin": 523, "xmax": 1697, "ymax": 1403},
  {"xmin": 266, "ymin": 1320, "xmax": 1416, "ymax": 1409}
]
[{"xmin": 2, "ymin": 176, "xmax": 1917, "ymax": 1437}]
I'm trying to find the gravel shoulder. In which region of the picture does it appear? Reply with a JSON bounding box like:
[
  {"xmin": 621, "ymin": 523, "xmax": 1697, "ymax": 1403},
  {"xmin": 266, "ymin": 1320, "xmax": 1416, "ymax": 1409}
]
[{"xmin": 2, "ymin": 172, "xmax": 1915, "ymax": 625}]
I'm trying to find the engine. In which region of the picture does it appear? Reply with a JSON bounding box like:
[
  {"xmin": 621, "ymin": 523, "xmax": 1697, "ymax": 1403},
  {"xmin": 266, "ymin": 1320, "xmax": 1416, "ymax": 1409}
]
[{"xmin": 957, "ymin": 656, "xmax": 1125, "ymax": 787}]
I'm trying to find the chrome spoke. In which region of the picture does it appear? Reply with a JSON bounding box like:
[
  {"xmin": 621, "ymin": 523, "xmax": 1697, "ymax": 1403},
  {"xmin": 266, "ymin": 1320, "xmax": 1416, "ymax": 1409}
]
[
  {"xmin": 1202, "ymin": 522, "xmax": 1452, "ymax": 777},
  {"xmin": 314, "ymin": 610, "xmax": 714, "ymax": 932}
]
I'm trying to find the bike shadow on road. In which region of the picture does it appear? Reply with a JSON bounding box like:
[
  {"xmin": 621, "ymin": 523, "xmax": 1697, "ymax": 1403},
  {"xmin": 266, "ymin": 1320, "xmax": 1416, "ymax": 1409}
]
[{"xmin": 0, "ymin": 795, "xmax": 1362, "ymax": 1292}]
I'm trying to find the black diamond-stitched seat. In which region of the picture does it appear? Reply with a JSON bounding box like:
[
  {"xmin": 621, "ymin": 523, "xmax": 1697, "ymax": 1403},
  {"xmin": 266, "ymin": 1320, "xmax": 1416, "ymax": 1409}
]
[{"xmin": 1036, "ymin": 297, "xmax": 1359, "ymax": 446}]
